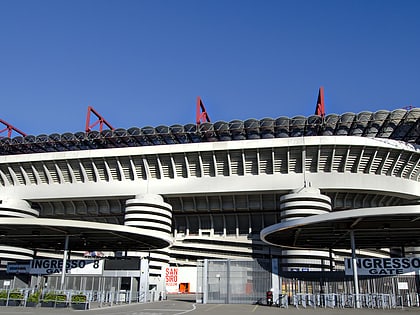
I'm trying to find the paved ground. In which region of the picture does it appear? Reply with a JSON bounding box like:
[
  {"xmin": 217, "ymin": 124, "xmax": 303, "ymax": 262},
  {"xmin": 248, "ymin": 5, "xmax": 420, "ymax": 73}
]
[{"xmin": 0, "ymin": 295, "xmax": 418, "ymax": 315}]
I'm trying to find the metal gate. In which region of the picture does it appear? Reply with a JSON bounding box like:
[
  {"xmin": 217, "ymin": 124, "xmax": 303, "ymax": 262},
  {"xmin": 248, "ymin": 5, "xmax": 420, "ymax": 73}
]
[
  {"xmin": 197, "ymin": 259, "xmax": 271, "ymax": 304},
  {"xmin": 197, "ymin": 259, "xmax": 420, "ymax": 308}
]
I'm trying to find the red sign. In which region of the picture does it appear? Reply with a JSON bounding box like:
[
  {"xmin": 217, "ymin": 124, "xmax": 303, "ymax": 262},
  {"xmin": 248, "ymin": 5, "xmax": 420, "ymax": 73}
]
[{"xmin": 165, "ymin": 267, "xmax": 178, "ymax": 287}]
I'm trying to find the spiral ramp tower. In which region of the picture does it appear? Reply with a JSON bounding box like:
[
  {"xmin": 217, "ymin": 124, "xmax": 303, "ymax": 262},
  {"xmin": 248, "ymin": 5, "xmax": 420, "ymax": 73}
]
[
  {"xmin": 0, "ymin": 199, "xmax": 39, "ymax": 269},
  {"xmin": 279, "ymin": 186, "xmax": 334, "ymax": 271},
  {"xmin": 124, "ymin": 194, "xmax": 172, "ymax": 277}
]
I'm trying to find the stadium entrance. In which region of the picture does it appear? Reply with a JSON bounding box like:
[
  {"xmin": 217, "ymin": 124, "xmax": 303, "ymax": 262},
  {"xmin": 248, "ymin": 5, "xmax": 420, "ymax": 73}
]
[
  {"xmin": 196, "ymin": 259, "xmax": 420, "ymax": 308},
  {"xmin": 5, "ymin": 257, "xmax": 151, "ymax": 304}
]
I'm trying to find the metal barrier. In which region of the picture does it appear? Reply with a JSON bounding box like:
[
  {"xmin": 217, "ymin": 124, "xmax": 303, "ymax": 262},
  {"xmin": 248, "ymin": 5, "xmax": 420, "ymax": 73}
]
[
  {"xmin": 283, "ymin": 293, "xmax": 420, "ymax": 309},
  {"xmin": 275, "ymin": 294, "xmax": 288, "ymax": 308},
  {"xmin": 0, "ymin": 288, "xmax": 159, "ymax": 308}
]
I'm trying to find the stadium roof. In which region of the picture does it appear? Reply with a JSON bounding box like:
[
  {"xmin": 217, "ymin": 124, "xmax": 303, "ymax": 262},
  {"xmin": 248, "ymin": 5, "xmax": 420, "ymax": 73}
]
[
  {"xmin": 261, "ymin": 205, "xmax": 420, "ymax": 250},
  {"xmin": 0, "ymin": 108, "xmax": 419, "ymax": 155},
  {"xmin": 0, "ymin": 217, "xmax": 172, "ymax": 251}
]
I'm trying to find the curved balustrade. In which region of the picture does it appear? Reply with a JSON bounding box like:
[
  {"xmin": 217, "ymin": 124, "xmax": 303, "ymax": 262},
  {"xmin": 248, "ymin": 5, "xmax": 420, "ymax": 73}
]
[{"xmin": 0, "ymin": 109, "xmax": 418, "ymax": 155}]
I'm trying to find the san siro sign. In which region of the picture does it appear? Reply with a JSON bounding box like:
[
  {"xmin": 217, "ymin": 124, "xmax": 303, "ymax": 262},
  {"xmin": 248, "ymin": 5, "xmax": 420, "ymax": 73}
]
[
  {"xmin": 7, "ymin": 259, "xmax": 103, "ymax": 275},
  {"xmin": 165, "ymin": 267, "xmax": 178, "ymax": 288},
  {"xmin": 345, "ymin": 257, "xmax": 420, "ymax": 276}
]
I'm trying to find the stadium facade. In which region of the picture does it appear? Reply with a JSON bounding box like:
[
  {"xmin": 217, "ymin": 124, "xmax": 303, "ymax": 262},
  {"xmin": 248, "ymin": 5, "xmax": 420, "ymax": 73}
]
[{"xmin": 0, "ymin": 107, "xmax": 419, "ymax": 300}]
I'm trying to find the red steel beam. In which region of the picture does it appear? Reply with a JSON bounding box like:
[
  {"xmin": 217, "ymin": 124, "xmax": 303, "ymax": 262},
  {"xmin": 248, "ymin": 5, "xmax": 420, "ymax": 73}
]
[
  {"xmin": 85, "ymin": 106, "xmax": 115, "ymax": 132},
  {"xmin": 0, "ymin": 119, "xmax": 27, "ymax": 138},
  {"xmin": 196, "ymin": 96, "xmax": 211, "ymax": 124},
  {"xmin": 315, "ymin": 87, "xmax": 325, "ymax": 117}
]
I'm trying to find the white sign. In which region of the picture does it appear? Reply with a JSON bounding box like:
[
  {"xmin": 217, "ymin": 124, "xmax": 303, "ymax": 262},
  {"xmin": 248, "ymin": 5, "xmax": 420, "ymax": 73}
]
[
  {"xmin": 345, "ymin": 258, "xmax": 420, "ymax": 276},
  {"xmin": 165, "ymin": 266, "xmax": 197, "ymax": 294},
  {"xmin": 165, "ymin": 267, "xmax": 178, "ymax": 287},
  {"xmin": 398, "ymin": 282, "xmax": 408, "ymax": 290},
  {"xmin": 68, "ymin": 260, "xmax": 104, "ymax": 275},
  {"xmin": 29, "ymin": 259, "xmax": 103, "ymax": 275}
]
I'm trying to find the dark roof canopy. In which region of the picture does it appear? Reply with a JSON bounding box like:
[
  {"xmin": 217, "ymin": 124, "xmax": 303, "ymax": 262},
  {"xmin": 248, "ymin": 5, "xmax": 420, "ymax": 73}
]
[
  {"xmin": 261, "ymin": 206, "xmax": 420, "ymax": 250},
  {"xmin": 0, "ymin": 109, "xmax": 419, "ymax": 155},
  {"xmin": 0, "ymin": 218, "xmax": 172, "ymax": 251}
]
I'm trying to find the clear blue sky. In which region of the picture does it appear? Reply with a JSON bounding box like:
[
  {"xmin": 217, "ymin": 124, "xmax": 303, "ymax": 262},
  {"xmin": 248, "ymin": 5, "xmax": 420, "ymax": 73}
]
[{"xmin": 1, "ymin": 0, "xmax": 419, "ymax": 136}]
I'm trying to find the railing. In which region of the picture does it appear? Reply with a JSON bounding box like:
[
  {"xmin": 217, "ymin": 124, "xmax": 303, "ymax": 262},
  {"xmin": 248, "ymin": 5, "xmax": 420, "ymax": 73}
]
[
  {"xmin": 1, "ymin": 288, "xmax": 419, "ymax": 310},
  {"xmin": 0, "ymin": 288, "xmax": 161, "ymax": 309},
  {"xmin": 280, "ymin": 293, "xmax": 420, "ymax": 309}
]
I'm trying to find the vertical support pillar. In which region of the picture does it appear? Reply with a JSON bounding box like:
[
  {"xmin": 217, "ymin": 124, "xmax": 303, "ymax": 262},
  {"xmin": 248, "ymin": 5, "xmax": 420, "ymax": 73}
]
[
  {"xmin": 202, "ymin": 259, "xmax": 208, "ymax": 304},
  {"xmin": 329, "ymin": 248, "xmax": 333, "ymax": 271},
  {"xmin": 350, "ymin": 231, "xmax": 360, "ymax": 308},
  {"xmin": 415, "ymin": 269, "xmax": 420, "ymax": 300},
  {"xmin": 139, "ymin": 257, "xmax": 149, "ymax": 303},
  {"xmin": 271, "ymin": 258, "xmax": 280, "ymax": 303},
  {"xmin": 226, "ymin": 259, "xmax": 231, "ymax": 304},
  {"xmin": 60, "ymin": 235, "xmax": 69, "ymax": 291},
  {"xmin": 129, "ymin": 276, "xmax": 133, "ymax": 304}
]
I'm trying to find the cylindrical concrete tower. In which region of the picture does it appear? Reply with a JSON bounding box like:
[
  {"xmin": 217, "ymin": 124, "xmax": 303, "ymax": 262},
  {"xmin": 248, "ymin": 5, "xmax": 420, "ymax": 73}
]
[
  {"xmin": 279, "ymin": 187, "xmax": 334, "ymax": 271},
  {"xmin": 0, "ymin": 199, "xmax": 39, "ymax": 263}
]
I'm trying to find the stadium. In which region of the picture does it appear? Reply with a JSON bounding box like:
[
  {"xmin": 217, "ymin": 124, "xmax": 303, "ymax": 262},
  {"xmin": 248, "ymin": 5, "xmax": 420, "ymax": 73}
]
[{"xmin": 0, "ymin": 92, "xmax": 419, "ymax": 307}]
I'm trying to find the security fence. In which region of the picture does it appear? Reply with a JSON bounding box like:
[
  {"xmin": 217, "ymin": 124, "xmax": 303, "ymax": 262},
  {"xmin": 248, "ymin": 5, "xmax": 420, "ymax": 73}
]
[
  {"xmin": 197, "ymin": 259, "xmax": 271, "ymax": 304},
  {"xmin": 0, "ymin": 288, "xmax": 159, "ymax": 308},
  {"xmin": 197, "ymin": 259, "xmax": 420, "ymax": 309},
  {"xmin": 283, "ymin": 292, "xmax": 420, "ymax": 309}
]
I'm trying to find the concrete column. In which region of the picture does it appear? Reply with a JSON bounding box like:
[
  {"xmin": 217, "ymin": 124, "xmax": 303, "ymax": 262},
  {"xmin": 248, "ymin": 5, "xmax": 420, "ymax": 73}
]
[
  {"xmin": 60, "ymin": 235, "xmax": 70, "ymax": 291},
  {"xmin": 350, "ymin": 231, "xmax": 360, "ymax": 308}
]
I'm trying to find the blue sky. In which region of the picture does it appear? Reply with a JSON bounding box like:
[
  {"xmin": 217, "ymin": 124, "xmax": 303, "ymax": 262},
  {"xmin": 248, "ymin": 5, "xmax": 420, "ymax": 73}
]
[{"xmin": 0, "ymin": 0, "xmax": 419, "ymax": 136}]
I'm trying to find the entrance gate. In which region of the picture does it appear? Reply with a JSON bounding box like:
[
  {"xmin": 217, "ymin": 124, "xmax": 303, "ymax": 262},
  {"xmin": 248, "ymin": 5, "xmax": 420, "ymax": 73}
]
[{"xmin": 197, "ymin": 259, "xmax": 420, "ymax": 308}]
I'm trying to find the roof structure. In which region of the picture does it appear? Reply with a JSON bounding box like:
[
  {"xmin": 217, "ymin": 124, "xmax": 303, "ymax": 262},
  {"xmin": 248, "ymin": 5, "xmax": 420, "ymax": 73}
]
[
  {"xmin": 0, "ymin": 108, "xmax": 419, "ymax": 155},
  {"xmin": 261, "ymin": 205, "xmax": 420, "ymax": 250},
  {"xmin": 0, "ymin": 217, "xmax": 172, "ymax": 251}
]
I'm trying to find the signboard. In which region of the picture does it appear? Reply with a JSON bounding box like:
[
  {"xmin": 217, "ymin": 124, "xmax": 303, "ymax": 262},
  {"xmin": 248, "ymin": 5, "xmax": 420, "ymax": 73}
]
[
  {"xmin": 8, "ymin": 259, "xmax": 103, "ymax": 275},
  {"xmin": 398, "ymin": 282, "xmax": 408, "ymax": 290},
  {"xmin": 164, "ymin": 266, "xmax": 197, "ymax": 294},
  {"xmin": 67, "ymin": 260, "xmax": 104, "ymax": 275},
  {"xmin": 166, "ymin": 267, "xmax": 178, "ymax": 287},
  {"xmin": 345, "ymin": 258, "xmax": 420, "ymax": 276},
  {"xmin": 7, "ymin": 264, "xmax": 30, "ymax": 274}
]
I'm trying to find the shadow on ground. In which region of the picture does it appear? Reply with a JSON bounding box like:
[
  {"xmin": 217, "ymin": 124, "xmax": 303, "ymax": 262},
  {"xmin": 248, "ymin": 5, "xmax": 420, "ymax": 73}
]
[{"xmin": 166, "ymin": 293, "xmax": 197, "ymax": 303}]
